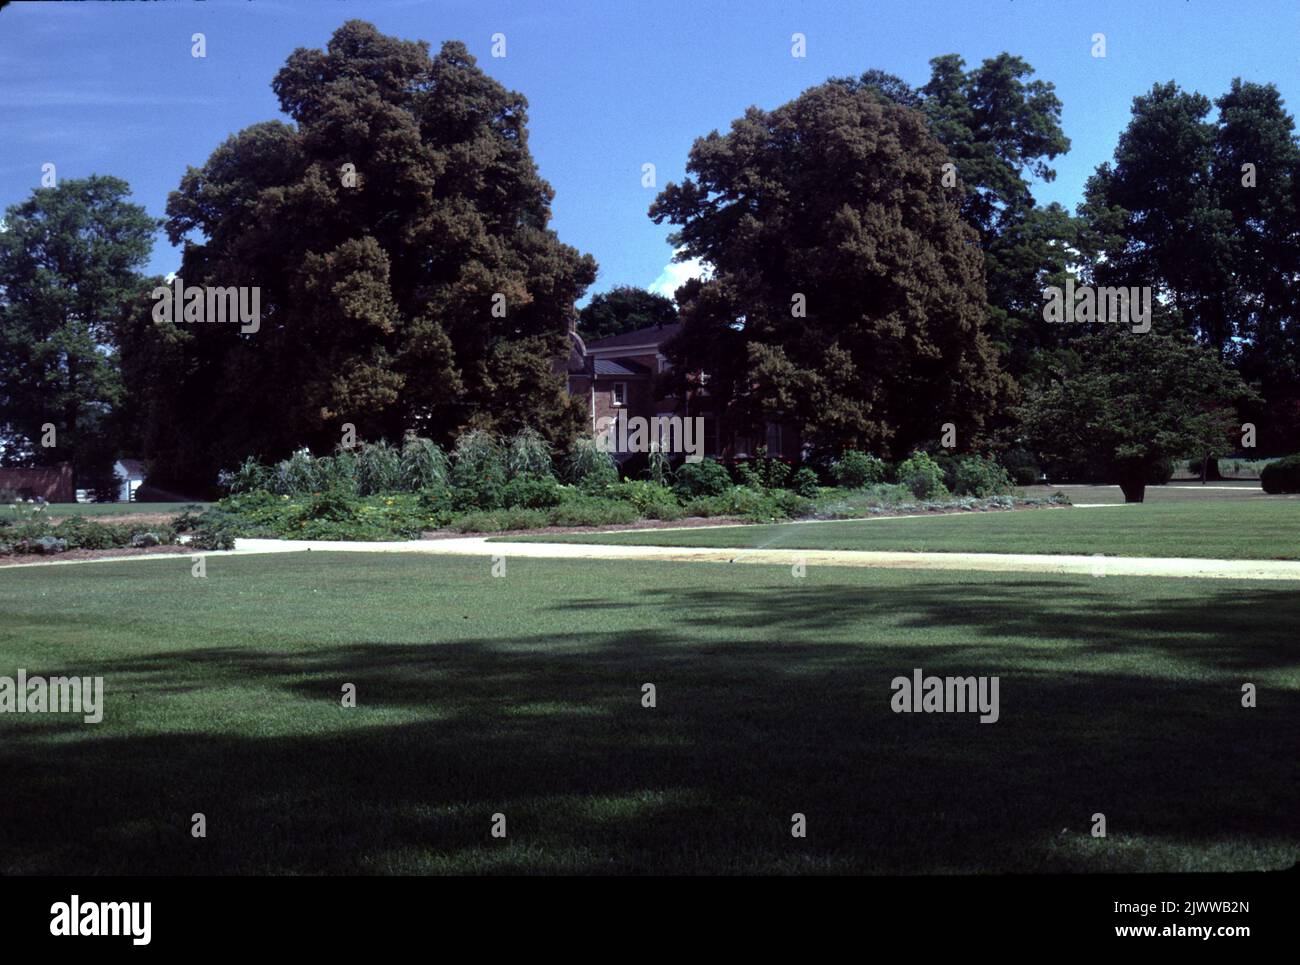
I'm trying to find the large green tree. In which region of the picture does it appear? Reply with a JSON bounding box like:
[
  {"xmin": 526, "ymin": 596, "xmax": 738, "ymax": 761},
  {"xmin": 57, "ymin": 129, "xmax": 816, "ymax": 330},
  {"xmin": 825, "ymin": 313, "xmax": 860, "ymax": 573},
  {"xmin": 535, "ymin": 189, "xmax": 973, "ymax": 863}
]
[
  {"xmin": 577, "ymin": 286, "xmax": 676, "ymax": 341},
  {"xmin": 0, "ymin": 176, "xmax": 156, "ymax": 484},
  {"xmin": 650, "ymin": 81, "xmax": 1009, "ymax": 460},
  {"xmin": 842, "ymin": 54, "xmax": 1076, "ymax": 388},
  {"xmin": 1079, "ymin": 78, "xmax": 1300, "ymax": 452},
  {"xmin": 1019, "ymin": 333, "xmax": 1258, "ymax": 502},
  {"xmin": 129, "ymin": 21, "xmax": 596, "ymax": 488}
]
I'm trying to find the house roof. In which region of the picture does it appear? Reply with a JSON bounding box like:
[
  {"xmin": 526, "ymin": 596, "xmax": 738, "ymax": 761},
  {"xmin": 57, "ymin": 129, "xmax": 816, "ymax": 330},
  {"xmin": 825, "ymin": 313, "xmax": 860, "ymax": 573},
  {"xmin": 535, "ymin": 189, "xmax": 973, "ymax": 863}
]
[
  {"xmin": 584, "ymin": 322, "xmax": 681, "ymax": 353},
  {"xmin": 115, "ymin": 459, "xmax": 147, "ymax": 478},
  {"xmin": 594, "ymin": 358, "xmax": 651, "ymax": 377}
]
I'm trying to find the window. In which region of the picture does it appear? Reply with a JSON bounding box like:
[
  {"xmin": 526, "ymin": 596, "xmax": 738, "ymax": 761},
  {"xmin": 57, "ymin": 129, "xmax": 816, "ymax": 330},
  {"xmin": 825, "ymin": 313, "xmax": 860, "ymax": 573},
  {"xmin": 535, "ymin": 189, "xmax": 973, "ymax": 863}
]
[
  {"xmin": 765, "ymin": 422, "xmax": 782, "ymax": 456},
  {"xmin": 612, "ymin": 382, "xmax": 627, "ymax": 406}
]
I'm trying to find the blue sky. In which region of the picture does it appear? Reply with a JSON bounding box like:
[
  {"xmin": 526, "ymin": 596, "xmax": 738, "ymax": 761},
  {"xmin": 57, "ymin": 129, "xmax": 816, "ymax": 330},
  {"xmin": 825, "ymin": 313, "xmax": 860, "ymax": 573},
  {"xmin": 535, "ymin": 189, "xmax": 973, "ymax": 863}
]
[{"xmin": 4, "ymin": 0, "xmax": 1300, "ymax": 302}]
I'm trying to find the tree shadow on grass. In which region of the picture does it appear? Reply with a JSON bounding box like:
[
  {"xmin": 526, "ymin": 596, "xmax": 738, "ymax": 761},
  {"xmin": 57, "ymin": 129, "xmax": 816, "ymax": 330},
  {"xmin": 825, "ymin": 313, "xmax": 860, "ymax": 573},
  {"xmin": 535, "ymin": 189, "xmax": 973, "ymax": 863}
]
[{"xmin": 1, "ymin": 579, "xmax": 1296, "ymax": 874}]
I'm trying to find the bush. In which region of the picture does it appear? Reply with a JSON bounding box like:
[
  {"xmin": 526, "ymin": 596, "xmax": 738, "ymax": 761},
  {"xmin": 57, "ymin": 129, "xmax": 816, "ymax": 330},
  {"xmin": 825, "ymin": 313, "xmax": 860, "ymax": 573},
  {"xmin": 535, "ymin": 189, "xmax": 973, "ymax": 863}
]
[
  {"xmin": 400, "ymin": 435, "xmax": 449, "ymax": 492},
  {"xmin": 896, "ymin": 451, "xmax": 949, "ymax": 499},
  {"xmin": 298, "ymin": 489, "xmax": 363, "ymax": 522},
  {"xmin": 502, "ymin": 475, "xmax": 564, "ymax": 509},
  {"xmin": 505, "ymin": 427, "xmax": 555, "ymax": 480},
  {"xmin": 790, "ymin": 466, "xmax": 820, "ymax": 498},
  {"xmin": 273, "ymin": 449, "xmax": 320, "ymax": 496},
  {"xmin": 647, "ymin": 449, "xmax": 674, "ymax": 487},
  {"xmin": 450, "ymin": 430, "xmax": 507, "ymax": 510},
  {"xmin": 315, "ymin": 451, "xmax": 359, "ymax": 494},
  {"xmin": 221, "ymin": 456, "xmax": 271, "ymax": 495},
  {"xmin": 999, "ymin": 448, "xmax": 1041, "ymax": 487},
  {"xmin": 718, "ymin": 485, "xmax": 809, "ymax": 521},
  {"xmin": 1146, "ymin": 457, "xmax": 1175, "ymax": 485},
  {"xmin": 449, "ymin": 507, "xmax": 550, "ymax": 534},
  {"xmin": 608, "ymin": 480, "xmax": 682, "ymax": 520},
  {"xmin": 674, "ymin": 457, "xmax": 731, "ymax": 498},
  {"xmin": 950, "ymin": 455, "xmax": 1014, "ymax": 498},
  {"xmin": 1261, "ymin": 453, "xmax": 1300, "ymax": 494},
  {"xmin": 564, "ymin": 438, "xmax": 618, "ymax": 494},
  {"xmin": 354, "ymin": 440, "xmax": 403, "ymax": 496},
  {"xmin": 52, "ymin": 517, "xmax": 132, "ymax": 550},
  {"xmin": 547, "ymin": 496, "xmax": 637, "ymax": 527},
  {"xmin": 832, "ymin": 450, "xmax": 887, "ymax": 489},
  {"xmin": 734, "ymin": 449, "xmax": 793, "ymax": 490}
]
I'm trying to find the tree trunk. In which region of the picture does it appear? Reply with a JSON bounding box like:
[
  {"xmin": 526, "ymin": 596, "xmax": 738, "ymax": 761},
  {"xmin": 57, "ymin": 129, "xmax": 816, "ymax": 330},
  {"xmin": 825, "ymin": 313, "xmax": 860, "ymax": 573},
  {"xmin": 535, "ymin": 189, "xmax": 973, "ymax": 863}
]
[{"xmin": 1117, "ymin": 466, "xmax": 1146, "ymax": 503}]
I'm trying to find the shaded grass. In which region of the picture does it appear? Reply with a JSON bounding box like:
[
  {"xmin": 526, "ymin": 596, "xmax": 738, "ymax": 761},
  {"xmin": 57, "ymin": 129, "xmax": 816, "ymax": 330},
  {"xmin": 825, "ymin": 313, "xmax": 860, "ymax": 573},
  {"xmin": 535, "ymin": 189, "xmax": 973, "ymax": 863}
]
[
  {"xmin": 502, "ymin": 499, "xmax": 1300, "ymax": 559},
  {"xmin": 0, "ymin": 552, "xmax": 1294, "ymax": 875}
]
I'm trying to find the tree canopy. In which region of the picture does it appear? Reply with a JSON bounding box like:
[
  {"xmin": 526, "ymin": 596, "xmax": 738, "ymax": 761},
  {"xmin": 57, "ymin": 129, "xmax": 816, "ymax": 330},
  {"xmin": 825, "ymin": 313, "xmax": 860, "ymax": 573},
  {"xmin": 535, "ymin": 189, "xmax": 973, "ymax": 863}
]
[
  {"xmin": 128, "ymin": 20, "xmax": 596, "ymax": 488},
  {"xmin": 1019, "ymin": 333, "xmax": 1258, "ymax": 501},
  {"xmin": 651, "ymin": 80, "xmax": 1009, "ymax": 459},
  {"xmin": 0, "ymin": 176, "xmax": 156, "ymax": 484},
  {"xmin": 577, "ymin": 286, "xmax": 677, "ymax": 341}
]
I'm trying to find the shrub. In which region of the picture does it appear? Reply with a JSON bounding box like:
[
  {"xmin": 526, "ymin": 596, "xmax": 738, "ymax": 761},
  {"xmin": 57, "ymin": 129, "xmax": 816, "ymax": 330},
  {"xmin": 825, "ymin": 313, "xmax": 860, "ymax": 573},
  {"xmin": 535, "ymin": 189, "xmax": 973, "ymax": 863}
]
[
  {"xmin": 564, "ymin": 438, "xmax": 618, "ymax": 494},
  {"xmin": 716, "ymin": 485, "xmax": 808, "ymax": 521},
  {"xmin": 790, "ymin": 466, "xmax": 820, "ymax": 498},
  {"xmin": 298, "ymin": 489, "xmax": 363, "ymax": 523},
  {"xmin": 505, "ymin": 427, "xmax": 555, "ymax": 480},
  {"xmin": 647, "ymin": 449, "xmax": 674, "ymax": 487},
  {"xmin": 52, "ymin": 517, "xmax": 132, "ymax": 550},
  {"xmin": 1261, "ymin": 454, "xmax": 1300, "ymax": 494},
  {"xmin": 950, "ymin": 455, "xmax": 1014, "ymax": 498},
  {"xmin": 999, "ymin": 448, "xmax": 1041, "ymax": 487},
  {"xmin": 316, "ymin": 451, "xmax": 359, "ymax": 494},
  {"xmin": 745, "ymin": 449, "xmax": 792, "ymax": 490},
  {"xmin": 450, "ymin": 430, "xmax": 507, "ymax": 510},
  {"xmin": 547, "ymin": 496, "xmax": 637, "ymax": 527},
  {"xmin": 188, "ymin": 511, "xmax": 244, "ymax": 550},
  {"xmin": 400, "ymin": 435, "xmax": 449, "ymax": 492},
  {"xmin": 221, "ymin": 456, "xmax": 271, "ymax": 495},
  {"xmin": 674, "ymin": 457, "xmax": 731, "ymax": 498},
  {"xmin": 1147, "ymin": 457, "xmax": 1175, "ymax": 485},
  {"xmin": 896, "ymin": 451, "xmax": 949, "ymax": 499},
  {"xmin": 502, "ymin": 475, "xmax": 564, "ymax": 509},
  {"xmin": 273, "ymin": 448, "xmax": 320, "ymax": 496},
  {"xmin": 354, "ymin": 440, "xmax": 403, "ymax": 496},
  {"xmin": 449, "ymin": 507, "xmax": 550, "ymax": 534},
  {"xmin": 608, "ymin": 480, "xmax": 682, "ymax": 519},
  {"xmin": 832, "ymin": 450, "xmax": 887, "ymax": 489}
]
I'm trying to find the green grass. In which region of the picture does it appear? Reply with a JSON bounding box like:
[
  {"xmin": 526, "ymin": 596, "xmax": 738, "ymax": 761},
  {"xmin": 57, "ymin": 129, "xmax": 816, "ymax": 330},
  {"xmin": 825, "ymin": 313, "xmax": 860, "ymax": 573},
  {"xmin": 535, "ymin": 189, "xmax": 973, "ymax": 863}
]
[
  {"xmin": 1026, "ymin": 482, "xmax": 1272, "ymax": 503},
  {"xmin": 0, "ymin": 552, "xmax": 1294, "ymax": 874},
  {"xmin": 24, "ymin": 502, "xmax": 208, "ymax": 517},
  {"xmin": 502, "ymin": 499, "xmax": 1300, "ymax": 560}
]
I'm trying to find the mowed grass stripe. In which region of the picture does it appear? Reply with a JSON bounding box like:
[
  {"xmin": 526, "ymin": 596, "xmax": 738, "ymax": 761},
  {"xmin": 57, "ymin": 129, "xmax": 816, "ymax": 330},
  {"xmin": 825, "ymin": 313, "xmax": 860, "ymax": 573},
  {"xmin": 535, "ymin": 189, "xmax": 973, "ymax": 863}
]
[
  {"xmin": 0, "ymin": 552, "xmax": 1294, "ymax": 874},
  {"xmin": 499, "ymin": 500, "xmax": 1300, "ymax": 560}
]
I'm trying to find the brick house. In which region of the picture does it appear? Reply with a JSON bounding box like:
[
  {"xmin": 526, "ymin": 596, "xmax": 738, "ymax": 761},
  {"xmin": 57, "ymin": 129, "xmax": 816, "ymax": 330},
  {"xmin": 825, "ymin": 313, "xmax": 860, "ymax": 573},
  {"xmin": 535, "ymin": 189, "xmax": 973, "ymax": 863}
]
[
  {"xmin": 0, "ymin": 463, "xmax": 75, "ymax": 502},
  {"xmin": 561, "ymin": 321, "xmax": 803, "ymax": 462}
]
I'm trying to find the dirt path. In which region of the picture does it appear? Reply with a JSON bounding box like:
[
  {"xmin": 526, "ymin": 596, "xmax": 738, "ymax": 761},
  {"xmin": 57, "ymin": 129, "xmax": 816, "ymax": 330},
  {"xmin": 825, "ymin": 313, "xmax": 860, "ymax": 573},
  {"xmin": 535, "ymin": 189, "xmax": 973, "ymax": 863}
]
[{"xmin": 3, "ymin": 530, "xmax": 1297, "ymax": 580}]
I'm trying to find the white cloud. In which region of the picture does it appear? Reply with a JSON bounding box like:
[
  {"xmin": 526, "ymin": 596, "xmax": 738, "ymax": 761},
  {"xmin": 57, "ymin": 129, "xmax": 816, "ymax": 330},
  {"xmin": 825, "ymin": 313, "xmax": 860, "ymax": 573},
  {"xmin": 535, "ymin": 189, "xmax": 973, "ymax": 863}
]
[{"xmin": 649, "ymin": 252, "xmax": 709, "ymax": 300}]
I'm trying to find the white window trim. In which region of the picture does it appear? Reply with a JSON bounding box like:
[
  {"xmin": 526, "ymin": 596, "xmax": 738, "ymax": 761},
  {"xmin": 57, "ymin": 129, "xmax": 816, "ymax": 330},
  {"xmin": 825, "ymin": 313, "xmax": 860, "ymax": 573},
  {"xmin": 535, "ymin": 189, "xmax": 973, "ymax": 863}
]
[{"xmin": 612, "ymin": 382, "xmax": 628, "ymax": 407}]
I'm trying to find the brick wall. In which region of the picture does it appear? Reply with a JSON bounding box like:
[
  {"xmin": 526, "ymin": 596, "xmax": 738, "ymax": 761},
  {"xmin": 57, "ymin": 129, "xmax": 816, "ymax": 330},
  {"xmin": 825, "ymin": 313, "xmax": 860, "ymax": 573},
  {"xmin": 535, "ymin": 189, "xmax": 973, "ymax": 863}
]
[{"xmin": 0, "ymin": 463, "xmax": 75, "ymax": 502}]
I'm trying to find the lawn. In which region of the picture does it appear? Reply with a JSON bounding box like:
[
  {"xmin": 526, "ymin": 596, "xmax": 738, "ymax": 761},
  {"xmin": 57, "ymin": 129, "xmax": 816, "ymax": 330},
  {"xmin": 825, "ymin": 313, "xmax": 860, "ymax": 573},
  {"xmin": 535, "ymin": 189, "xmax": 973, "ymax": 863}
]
[
  {"xmin": 502, "ymin": 499, "xmax": 1300, "ymax": 560},
  {"xmin": 0, "ymin": 552, "xmax": 1294, "ymax": 874},
  {"xmin": 1026, "ymin": 482, "xmax": 1273, "ymax": 503},
  {"xmin": 27, "ymin": 502, "xmax": 207, "ymax": 517}
]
